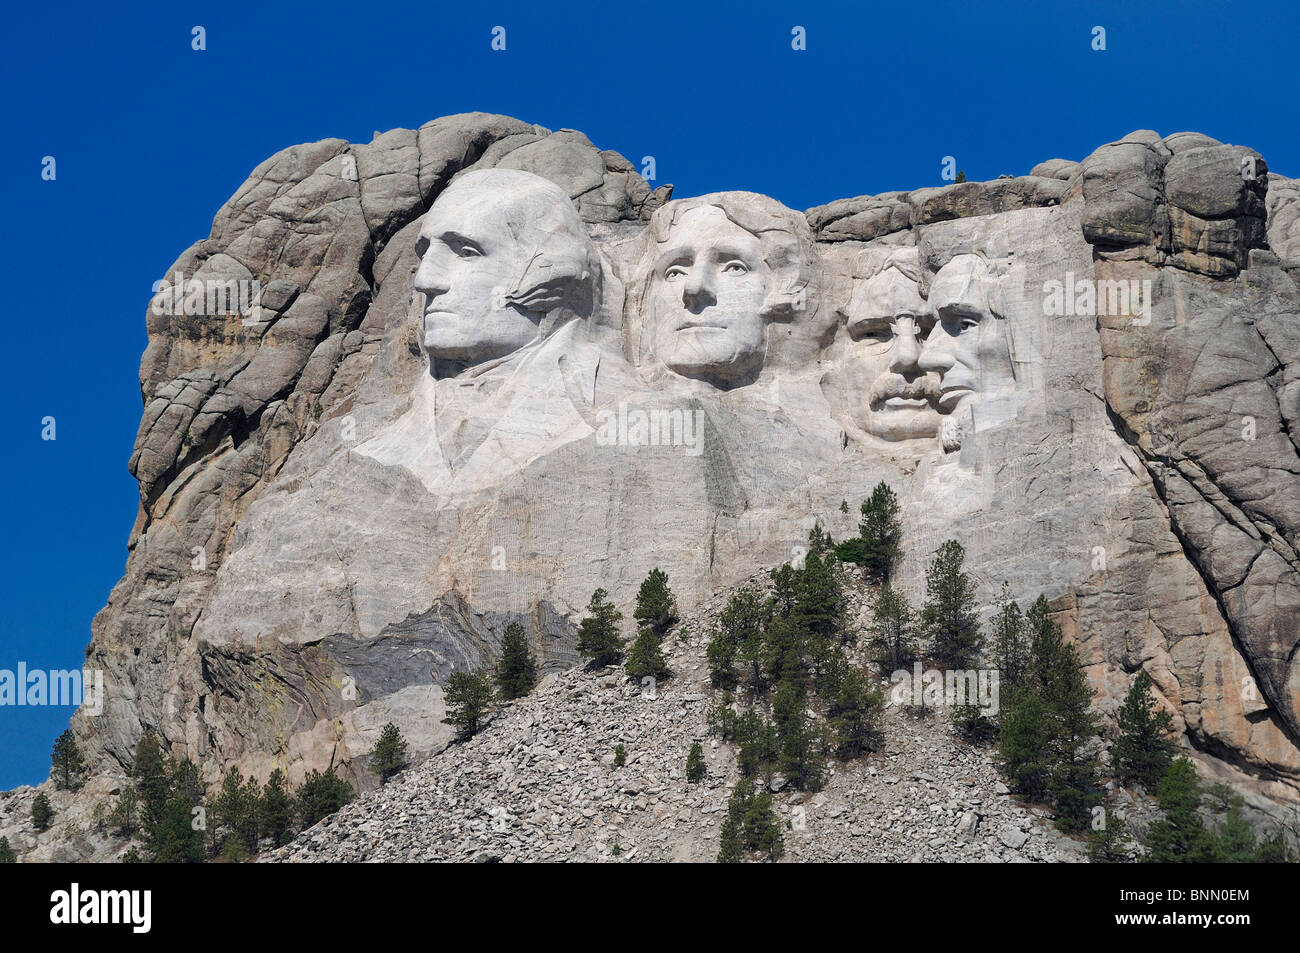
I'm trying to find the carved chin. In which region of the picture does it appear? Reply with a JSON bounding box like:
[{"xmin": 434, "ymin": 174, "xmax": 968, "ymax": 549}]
[
  {"xmin": 662, "ymin": 341, "xmax": 763, "ymax": 386},
  {"xmin": 939, "ymin": 407, "xmax": 973, "ymax": 452}
]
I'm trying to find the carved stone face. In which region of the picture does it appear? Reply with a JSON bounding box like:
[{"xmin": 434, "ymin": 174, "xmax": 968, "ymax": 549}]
[
  {"xmin": 413, "ymin": 170, "xmax": 595, "ymax": 370},
  {"xmin": 648, "ymin": 205, "xmax": 770, "ymax": 387},
  {"xmin": 847, "ymin": 267, "xmax": 941, "ymax": 440},
  {"xmin": 919, "ymin": 254, "xmax": 1014, "ymax": 418}
]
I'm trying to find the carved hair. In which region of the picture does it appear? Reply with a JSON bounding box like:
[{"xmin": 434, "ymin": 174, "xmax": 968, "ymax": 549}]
[
  {"xmin": 625, "ymin": 191, "xmax": 817, "ymax": 368},
  {"xmin": 444, "ymin": 169, "xmax": 601, "ymax": 321}
]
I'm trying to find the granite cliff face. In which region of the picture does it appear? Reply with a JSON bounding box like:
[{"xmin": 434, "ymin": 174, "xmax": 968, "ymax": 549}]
[{"xmin": 45, "ymin": 115, "xmax": 1300, "ymax": 831}]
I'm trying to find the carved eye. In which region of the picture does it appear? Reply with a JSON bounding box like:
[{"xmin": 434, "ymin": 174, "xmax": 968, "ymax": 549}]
[
  {"xmin": 453, "ymin": 241, "xmax": 483, "ymax": 259},
  {"xmin": 722, "ymin": 260, "xmax": 749, "ymax": 275},
  {"xmin": 664, "ymin": 265, "xmax": 688, "ymax": 282}
]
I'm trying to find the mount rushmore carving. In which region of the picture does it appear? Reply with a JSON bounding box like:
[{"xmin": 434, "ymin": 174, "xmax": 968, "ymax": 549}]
[{"xmin": 60, "ymin": 115, "xmax": 1300, "ymax": 835}]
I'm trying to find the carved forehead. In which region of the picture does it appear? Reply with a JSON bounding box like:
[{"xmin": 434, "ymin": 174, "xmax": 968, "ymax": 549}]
[
  {"xmin": 654, "ymin": 205, "xmax": 763, "ymax": 261},
  {"xmin": 420, "ymin": 169, "xmax": 587, "ymax": 246}
]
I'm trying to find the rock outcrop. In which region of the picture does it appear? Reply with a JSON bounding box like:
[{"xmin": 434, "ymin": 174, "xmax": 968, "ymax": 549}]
[{"xmin": 9, "ymin": 118, "xmax": 1300, "ymax": 862}]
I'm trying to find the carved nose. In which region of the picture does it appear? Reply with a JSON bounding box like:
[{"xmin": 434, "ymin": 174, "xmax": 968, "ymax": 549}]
[
  {"xmin": 682, "ymin": 272, "xmax": 716, "ymax": 314},
  {"xmin": 918, "ymin": 332, "xmax": 954, "ymax": 373},
  {"xmin": 414, "ymin": 257, "xmax": 449, "ymax": 299},
  {"xmin": 890, "ymin": 326, "xmax": 922, "ymax": 374}
]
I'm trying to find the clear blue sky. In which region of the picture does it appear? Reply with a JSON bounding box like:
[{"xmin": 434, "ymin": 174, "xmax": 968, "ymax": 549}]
[{"xmin": 1, "ymin": 0, "xmax": 1297, "ymax": 788}]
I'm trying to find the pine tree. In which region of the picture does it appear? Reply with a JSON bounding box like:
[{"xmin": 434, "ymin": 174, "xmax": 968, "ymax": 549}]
[
  {"xmin": 1143, "ymin": 757, "xmax": 1213, "ymax": 862},
  {"xmin": 298, "ymin": 768, "xmax": 355, "ymax": 828},
  {"xmin": 806, "ymin": 521, "xmax": 834, "ymax": 557},
  {"xmin": 773, "ymin": 681, "xmax": 824, "ymax": 791},
  {"xmin": 109, "ymin": 787, "xmax": 140, "ymax": 836},
  {"xmin": 131, "ymin": 729, "xmax": 170, "ymax": 828},
  {"xmin": 0, "ymin": 836, "xmax": 15, "ymax": 863},
  {"xmin": 868, "ymin": 584, "xmax": 917, "ymax": 670},
  {"xmin": 495, "ymin": 622, "xmax": 538, "ymax": 700},
  {"xmin": 1211, "ymin": 801, "xmax": 1260, "ymax": 862},
  {"xmin": 150, "ymin": 796, "xmax": 204, "ymax": 863},
  {"xmin": 794, "ymin": 551, "xmax": 842, "ymax": 641},
  {"xmin": 613, "ymin": 744, "xmax": 627, "ymax": 768},
  {"xmin": 369, "ymin": 722, "xmax": 409, "ymax": 784},
  {"xmin": 832, "ymin": 481, "xmax": 902, "ymax": 581},
  {"xmin": 706, "ymin": 629, "xmax": 738, "ymax": 690},
  {"xmin": 990, "ymin": 582, "xmax": 1029, "ymax": 688},
  {"xmin": 625, "ymin": 626, "xmax": 670, "ymax": 681},
  {"xmin": 170, "ymin": 757, "xmax": 204, "ymax": 810},
  {"xmin": 1088, "ymin": 809, "xmax": 1134, "ymax": 863},
  {"xmin": 633, "ymin": 568, "xmax": 678, "ymax": 638},
  {"xmin": 31, "ymin": 793, "xmax": 53, "ymax": 831},
  {"xmin": 1044, "ymin": 641, "xmax": 1102, "ymax": 832},
  {"xmin": 1112, "ymin": 670, "xmax": 1176, "ymax": 789},
  {"xmin": 1025, "ymin": 595, "xmax": 1063, "ymax": 693},
  {"xmin": 441, "ymin": 670, "xmax": 495, "ymax": 738},
  {"xmin": 577, "ymin": 588, "xmax": 625, "ymax": 667},
  {"xmin": 921, "ymin": 540, "xmax": 983, "ymax": 667},
  {"xmin": 212, "ymin": 766, "xmax": 256, "ymax": 853},
  {"xmin": 258, "ymin": 768, "xmax": 296, "ymax": 847},
  {"xmin": 998, "ymin": 688, "xmax": 1051, "ymax": 799},
  {"xmin": 51, "ymin": 729, "xmax": 86, "ymax": 791},
  {"xmin": 767, "ymin": 564, "xmax": 798, "ymax": 618},
  {"xmin": 715, "ymin": 585, "xmax": 767, "ymax": 693},
  {"xmin": 717, "ymin": 778, "xmax": 783, "ymax": 862},
  {"xmin": 827, "ymin": 665, "xmax": 884, "ymax": 758},
  {"xmin": 685, "ymin": 741, "xmax": 707, "ymax": 783}
]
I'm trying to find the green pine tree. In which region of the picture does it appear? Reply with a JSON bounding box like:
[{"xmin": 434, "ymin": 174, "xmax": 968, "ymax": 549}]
[
  {"xmin": 577, "ymin": 588, "xmax": 625, "ymax": 667},
  {"xmin": 1088, "ymin": 808, "xmax": 1134, "ymax": 863},
  {"xmin": 832, "ymin": 481, "xmax": 902, "ymax": 581},
  {"xmin": 258, "ymin": 768, "xmax": 296, "ymax": 847},
  {"xmin": 442, "ymin": 670, "xmax": 496, "ymax": 738},
  {"xmin": 51, "ymin": 729, "xmax": 86, "ymax": 791},
  {"xmin": 773, "ymin": 681, "xmax": 824, "ymax": 791},
  {"xmin": 369, "ymin": 722, "xmax": 410, "ymax": 784},
  {"xmin": 990, "ymin": 582, "xmax": 1029, "ymax": 688},
  {"xmin": 920, "ymin": 540, "xmax": 983, "ymax": 667},
  {"xmin": 794, "ymin": 550, "xmax": 842, "ymax": 641},
  {"xmin": 109, "ymin": 787, "xmax": 140, "ymax": 836},
  {"xmin": 633, "ymin": 568, "xmax": 678, "ymax": 638},
  {"xmin": 0, "ymin": 836, "xmax": 15, "ymax": 863},
  {"xmin": 1044, "ymin": 640, "xmax": 1102, "ymax": 832},
  {"xmin": 613, "ymin": 744, "xmax": 626, "ymax": 768},
  {"xmin": 868, "ymin": 584, "xmax": 917, "ymax": 670},
  {"xmin": 827, "ymin": 665, "xmax": 884, "ymax": 759},
  {"xmin": 685, "ymin": 741, "xmax": 707, "ymax": 783},
  {"xmin": 1142, "ymin": 757, "xmax": 1214, "ymax": 862},
  {"xmin": 495, "ymin": 622, "xmax": 538, "ymax": 700},
  {"xmin": 297, "ymin": 768, "xmax": 355, "ymax": 828},
  {"xmin": 625, "ymin": 626, "xmax": 670, "ymax": 681},
  {"xmin": 1112, "ymin": 670, "xmax": 1176, "ymax": 789},
  {"xmin": 131, "ymin": 729, "xmax": 170, "ymax": 829},
  {"xmin": 31, "ymin": 792, "xmax": 53, "ymax": 831},
  {"xmin": 998, "ymin": 687, "xmax": 1051, "ymax": 800},
  {"xmin": 150, "ymin": 796, "xmax": 205, "ymax": 863}
]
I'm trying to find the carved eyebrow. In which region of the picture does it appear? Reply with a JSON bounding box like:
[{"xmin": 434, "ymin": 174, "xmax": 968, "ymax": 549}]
[
  {"xmin": 438, "ymin": 230, "xmax": 485, "ymax": 251},
  {"xmin": 655, "ymin": 249, "xmax": 695, "ymax": 273},
  {"xmin": 707, "ymin": 243, "xmax": 761, "ymax": 266}
]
